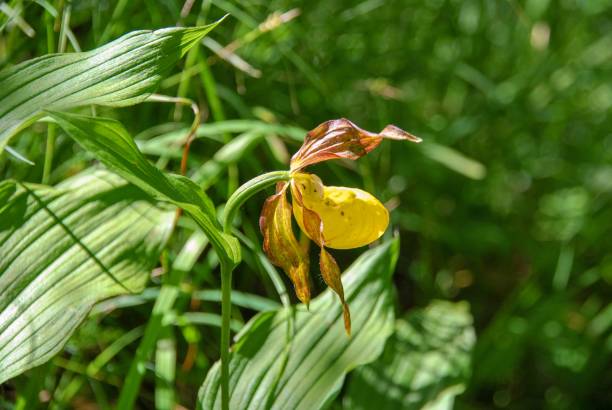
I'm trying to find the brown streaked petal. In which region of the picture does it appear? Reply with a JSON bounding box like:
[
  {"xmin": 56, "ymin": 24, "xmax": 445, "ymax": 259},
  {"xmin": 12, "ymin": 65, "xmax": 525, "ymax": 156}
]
[
  {"xmin": 290, "ymin": 118, "xmax": 421, "ymax": 171},
  {"xmin": 259, "ymin": 183, "xmax": 311, "ymax": 305},
  {"xmin": 320, "ymin": 248, "xmax": 351, "ymax": 335},
  {"xmin": 291, "ymin": 174, "xmax": 352, "ymax": 334},
  {"xmin": 290, "ymin": 176, "xmax": 325, "ymax": 247}
]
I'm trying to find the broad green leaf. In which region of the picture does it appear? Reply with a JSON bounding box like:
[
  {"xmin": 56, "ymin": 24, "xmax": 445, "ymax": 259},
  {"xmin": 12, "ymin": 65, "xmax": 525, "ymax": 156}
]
[
  {"xmin": 47, "ymin": 110, "xmax": 241, "ymax": 266},
  {"xmin": 0, "ymin": 170, "xmax": 174, "ymax": 383},
  {"xmin": 344, "ymin": 300, "xmax": 476, "ymax": 410},
  {"xmin": 199, "ymin": 239, "xmax": 399, "ymax": 410},
  {"xmin": 0, "ymin": 20, "xmax": 223, "ymax": 153}
]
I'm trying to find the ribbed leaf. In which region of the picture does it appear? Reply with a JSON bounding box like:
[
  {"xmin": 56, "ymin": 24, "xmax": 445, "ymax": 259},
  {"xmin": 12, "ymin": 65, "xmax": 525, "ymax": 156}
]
[
  {"xmin": 199, "ymin": 239, "xmax": 399, "ymax": 410},
  {"xmin": 0, "ymin": 20, "xmax": 223, "ymax": 153},
  {"xmin": 0, "ymin": 170, "xmax": 174, "ymax": 383},
  {"xmin": 344, "ymin": 301, "xmax": 476, "ymax": 410},
  {"xmin": 47, "ymin": 111, "xmax": 241, "ymax": 266}
]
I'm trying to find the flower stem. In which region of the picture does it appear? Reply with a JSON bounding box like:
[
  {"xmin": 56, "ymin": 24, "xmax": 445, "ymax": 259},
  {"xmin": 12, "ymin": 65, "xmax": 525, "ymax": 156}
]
[
  {"xmin": 220, "ymin": 260, "xmax": 232, "ymax": 410},
  {"xmin": 219, "ymin": 170, "xmax": 291, "ymax": 409},
  {"xmin": 222, "ymin": 170, "xmax": 291, "ymax": 232},
  {"xmin": 42, "ymin": 124, "xmax": 56, "ymax": 184}
]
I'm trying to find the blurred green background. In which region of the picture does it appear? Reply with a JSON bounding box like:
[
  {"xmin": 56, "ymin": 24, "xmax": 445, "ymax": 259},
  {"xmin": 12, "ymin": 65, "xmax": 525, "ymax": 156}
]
[{"xmin": 1, "ymin": 0, "xmax": 611, "ymax": 408}]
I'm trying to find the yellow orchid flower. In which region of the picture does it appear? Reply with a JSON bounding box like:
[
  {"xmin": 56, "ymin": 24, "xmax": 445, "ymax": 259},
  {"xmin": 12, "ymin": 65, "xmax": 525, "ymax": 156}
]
[{"xmin": 259, "ymin": 118, "xmax": 420, "ymax": 334}]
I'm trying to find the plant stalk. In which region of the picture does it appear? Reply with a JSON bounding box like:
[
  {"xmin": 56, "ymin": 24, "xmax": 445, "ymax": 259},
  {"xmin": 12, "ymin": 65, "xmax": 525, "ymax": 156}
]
[
  {"xmin": 218, "ymin": 170, "xmax": 291, "ymax": 409},
  {"xmin": 220, "ymin": 260, "xmax": 232, "ymax": 410},
  {"xmin": 222, "ymin": 170, "xmax": 291, "ymax": 233}
]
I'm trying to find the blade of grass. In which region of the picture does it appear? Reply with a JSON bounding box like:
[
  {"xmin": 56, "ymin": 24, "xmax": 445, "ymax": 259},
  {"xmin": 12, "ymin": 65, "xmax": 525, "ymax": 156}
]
[
  {"xmin": 13, "ymin": 362, "xmax": 53, "ymax": 410},
  {"xmin": 117, "ymin": 231, "xmax": 209, "ymax": 408},
  {"xmin": 42, "ymin": 5, "xmax": 56, "ymax": 184},
  {"xmin": 55, "ymin": 326, "xmax": 145, "ymax": 404},
  {"xmin": 0, "ymin": 2, "xmax": 35, "ymax": 37},
  {"xmin": 172, "ymin": 312, "xmax": 243, "ymax": 332},
  {"xmin": 197, "ymin": 52, "xmax": 239, "ymax": 195},
  {"xmin": 155, "ymin": 328, "xmax": 176, "ymax": 410},
  {"xmin": 117, "ymin": 253, "xmax": 178, "ymax": 408},
  {"xmin": 194, "ymin": 289, "xmax": 280, "ymax": 312}
]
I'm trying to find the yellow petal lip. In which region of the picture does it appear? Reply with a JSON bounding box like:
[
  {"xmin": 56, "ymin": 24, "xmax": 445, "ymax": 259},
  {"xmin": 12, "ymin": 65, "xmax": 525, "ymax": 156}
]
[{"xmin": 291, "ymin": 173, "xmax": 389, "ymax": 249}]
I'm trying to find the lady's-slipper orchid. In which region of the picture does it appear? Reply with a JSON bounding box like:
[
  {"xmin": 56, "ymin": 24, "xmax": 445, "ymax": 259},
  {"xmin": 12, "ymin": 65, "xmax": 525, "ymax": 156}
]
[{"xmin": 259, "ymin": 118, "xmax": 420, "ymax": 334}]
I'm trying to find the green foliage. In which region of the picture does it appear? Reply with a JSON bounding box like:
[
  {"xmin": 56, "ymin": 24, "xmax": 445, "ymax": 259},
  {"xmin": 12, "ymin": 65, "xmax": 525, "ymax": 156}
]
[
  {"xmin": 0, "ymin": 21, "xmax": 222, "ymax": 153},
  {"xmin": 199, "ymin": 240, "xmax": 399, "ymax": 410},
  {"xmin": 0, "ymin": 170, "xmax": 173, "ymax": 384},
  {"xmin": 47, "ymin": 111, "xmax": 241, "ymax": 266},
  {"xmin": 0, "ymin": 0, "xmax": 610, "ymax": 409},
  {"xmin": 344, "ymin": 300, "xmax": 475, "ymax": 410}
]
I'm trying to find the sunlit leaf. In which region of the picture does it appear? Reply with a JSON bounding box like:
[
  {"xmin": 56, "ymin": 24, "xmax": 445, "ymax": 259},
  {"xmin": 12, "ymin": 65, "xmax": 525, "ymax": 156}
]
[
  {"xmin": 47, "ymin": 111, "xmax": 240, "ymax": 266},
  {"xmin": 0, "ymin": 170, "xmax": 174, "ymax": 383},
  {"xmin": 0, "ymin": 20, "xmax": 224, "ymax": 153},
  {"xmin": 344, "ymin": 300, "xmax": 475, "ymax": 410},
  {"xmin": 199, "ymin": 239, "xmax": 399, "ymax": 410}
]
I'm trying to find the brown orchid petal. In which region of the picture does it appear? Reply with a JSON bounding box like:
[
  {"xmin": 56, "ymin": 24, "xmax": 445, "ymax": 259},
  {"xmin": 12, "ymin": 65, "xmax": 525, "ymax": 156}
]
[
  {"xmin": 290, "ymin": 118, "xmax": 421, "ymax": 171},
  {"xmin": 290, "ymin": 174, "xmax": 352, "ymax": 334},
  {"xmin": 320, "ymin": 248, "xmax": 351, "ymax": 335},
  {"xmin": 259, "ymin": 182, "xmax": 311, "ymax": 305}
]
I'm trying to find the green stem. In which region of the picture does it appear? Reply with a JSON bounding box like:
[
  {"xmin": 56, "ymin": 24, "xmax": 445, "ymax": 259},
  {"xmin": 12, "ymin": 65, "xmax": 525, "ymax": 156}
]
[
  {"xmin": 42, "ymin": 0, "xmax": 72, "ymax": 183},
  {"xmin": 42, "ymin": 8, "xmax": 56, "ymax": 184},
  {"xmin": 218, "ymin": 170, "xmax": 291, "ymax": 409},
  {"xmin": 42, "ymin": 123, "xmax": 56, "ymax": 184},
  {"xmin": 220, "ymin": 260, "xmax": 232, "ymax": 410},
  {"xmin": 222, "ymin": 170, "xmax": 291, "ymax": 232}
]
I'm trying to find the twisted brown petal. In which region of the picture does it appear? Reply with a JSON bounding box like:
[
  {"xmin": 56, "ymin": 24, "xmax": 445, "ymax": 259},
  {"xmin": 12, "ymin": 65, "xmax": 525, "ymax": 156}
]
[
  {"xmin": 291, "ymin": 176, "xmax": 352, "ymax": 335},
  {"xmin": 259, "ymin": 182, "xmax": 311, "ymax": 305},
  {"xmin": 290, "ymin": 118, "xmax": 421, "ymax": 171},
  {"xmin": 320, "ymin": 248, "xmax": 351, "ymax": 335}
]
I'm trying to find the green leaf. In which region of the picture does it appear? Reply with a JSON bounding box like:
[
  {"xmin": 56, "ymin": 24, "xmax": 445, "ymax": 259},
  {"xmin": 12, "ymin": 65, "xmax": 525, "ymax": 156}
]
[
  {"xmin": 47, "ymin": 110, "xmax": 241, "ymax": 266},
  {"xmin": 0, "ymin": 20, "xmax": 224, "ymax": 153},
  {"xmin": 0, "ymin": 170, "xmax": 174, "ymax": 384},
  {"xmin": 344, "ymin": 300, "xmax": 476, "ymax": 410},
  {"xmin": 198, "ymin": 239, "xmax": 399, "ymax": 410},
  {"xmin": 137, "ymin": 119, "xmax": 307, "ymax": 151}
]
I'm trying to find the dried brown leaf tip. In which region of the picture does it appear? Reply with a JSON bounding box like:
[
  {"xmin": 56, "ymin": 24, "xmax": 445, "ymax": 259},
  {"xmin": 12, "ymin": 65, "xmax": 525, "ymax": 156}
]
[{"xmin": 260, "ymin": 119, "xmax": 419, "ymax": 334}]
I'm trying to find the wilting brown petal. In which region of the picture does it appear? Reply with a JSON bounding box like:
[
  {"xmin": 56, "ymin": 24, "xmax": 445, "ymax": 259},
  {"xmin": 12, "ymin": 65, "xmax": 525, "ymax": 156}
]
[
  {"xmin": 290, "ymin": 118, "xmax": 421, "ymax": 171},
  {"xmin": 320, "ymin": 248, "xmax": 351, "ymax": 335},
  {"xmin": 259, "ymin": 183, "xmax": 311, "ymax": 305},
  {"xmin": 290, "ymin": 176, "xmax": 351, "ymax": 334}
]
